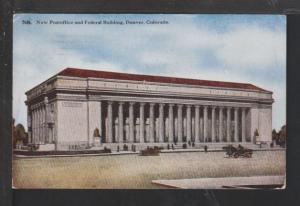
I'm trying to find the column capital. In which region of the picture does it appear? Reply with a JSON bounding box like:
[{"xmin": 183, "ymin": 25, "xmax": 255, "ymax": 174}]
[
  {"xmin": 159, "ymin": 103, "xmax": 165, "ymax": 107},
  {"xmin": 211, "ymin": 105, "xmax": 216, "ymax": 109},
  {"xmin": 241, "ymin": 107, "xmax": 247, "ymax": 111},
  {"xmin": 140, "ymin": 102, "xmax": 146, "ymax": 106},
  {"xmin": 177, "ymin": 104, "xmax": 183, "ymax": 108},
  {"xmin": 44, "ymin": 96, "xmax": 49, "ymax": 104},
  {"xmin": 194, "ymin": 105, "xmax": 200, "ymax": 108},
  {"xmin": 107, "ymin": 101, "xmax": 113, "ymax": 105},
  {"xmin": 218, "ymin": 106, "xmax": 224, "ymax": 109},
  {"xmin": 149, "ymin": 102, "xmax": 156, "ymax": 107},
  {"xmin": 168, "ymin": 103, "xmax": 174, "ymax": 107},
  {"xmin": 129, "ymin": 102, "xmax": 135, "ymax": 106},
  {"xmin": 119, "ymin": 102, "xmax": 125, "ymax": 105},
  {"xmin": 186, "ymin": 104, "xmax": 192, "ymax": 108}
]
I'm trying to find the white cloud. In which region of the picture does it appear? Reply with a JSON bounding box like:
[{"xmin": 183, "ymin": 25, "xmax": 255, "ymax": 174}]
[{"xmin": 216, "ymin": 25, "xmax": 286, "ymax": 69}]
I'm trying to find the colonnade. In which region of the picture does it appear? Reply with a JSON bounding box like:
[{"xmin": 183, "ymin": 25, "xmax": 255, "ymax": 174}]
[
  {"xmin": 103, "ymin": 101, "xmax": 250, "ymax": 144},
  {"xmin": 30, "ymin": 97, "xmax": 54, "ymax": 144}
]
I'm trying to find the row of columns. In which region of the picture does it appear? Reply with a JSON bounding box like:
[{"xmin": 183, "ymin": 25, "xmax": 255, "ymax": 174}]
[
  {"xmin": 30, "ymin": 97, "xmax": 55, "ymax": 144},
  {"xmin": 105, "ymin": 101, "xmax": 248, "ymax": 144},
  {"xmin": 31, "ymin": 105, "xmax": 47, "ymax": 144}
]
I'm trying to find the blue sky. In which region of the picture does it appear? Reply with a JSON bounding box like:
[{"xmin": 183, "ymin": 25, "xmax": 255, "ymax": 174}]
[{"xmin": 13, "ymin": 14, "xmax": 286, "ymax": 130}]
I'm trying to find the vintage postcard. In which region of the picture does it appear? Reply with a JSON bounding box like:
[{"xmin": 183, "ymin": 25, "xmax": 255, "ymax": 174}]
[{"xmin": 12, "ymin": 14, "xmax": 286, "ymax": 189}]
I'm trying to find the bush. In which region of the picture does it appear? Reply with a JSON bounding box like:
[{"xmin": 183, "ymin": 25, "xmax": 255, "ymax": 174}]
[
  {"xmin": 33, "ymin": 145, "xmax": 39, "ymax": 151},
  {"xmin": 103, "ymin": 147, "xmax": 111, "ymax": 153}
]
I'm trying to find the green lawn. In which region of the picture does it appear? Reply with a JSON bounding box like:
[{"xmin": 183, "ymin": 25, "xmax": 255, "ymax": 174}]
[{"xmin": 12, "ymin": 150, "xmax": 285, "ymax": 189}]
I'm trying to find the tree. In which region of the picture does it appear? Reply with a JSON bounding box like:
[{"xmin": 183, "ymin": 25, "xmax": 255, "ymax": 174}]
[
  {"xmin": 12, "ymin": 120, "xmax": 28, "ymax": 148},
  {"xmin": 272, "ymin": 129, "xmax": 278, "ymax": 141},
  {"xmin": 278, "ymin": 125, "xmax": 286, "ymax": 147},
  {"xmin": 15, "ymin": 124, "xmax": 28, "ymax": 144}
]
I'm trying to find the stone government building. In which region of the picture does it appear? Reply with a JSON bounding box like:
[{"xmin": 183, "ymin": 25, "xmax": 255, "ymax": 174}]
[{"xmin": 25, "ymin": 68, "xmax": 273, "ymax": 151}]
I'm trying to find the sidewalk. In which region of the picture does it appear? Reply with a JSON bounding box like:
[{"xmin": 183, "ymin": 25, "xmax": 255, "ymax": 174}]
[{"xmin": 152, "ymin": 175, "xmax": 285, "ymax": 189}]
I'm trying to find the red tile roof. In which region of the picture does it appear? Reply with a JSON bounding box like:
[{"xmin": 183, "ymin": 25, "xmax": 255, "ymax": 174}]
[{"xmin": 57, "ymin": 67, "xmax": 270, "ymax": 93}]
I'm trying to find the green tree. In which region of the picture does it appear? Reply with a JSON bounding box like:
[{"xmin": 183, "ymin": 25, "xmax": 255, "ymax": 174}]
[
  {"xmin": 278, "ymin": 125, "xmax": 286, "ymax": 147},
  {"xmin": 13, "ymin": 123, "xmax": 28, "ymax": 148},
  {"xmin": 272, "ymin": 129, "xmax": 278, "ymax": 142}
]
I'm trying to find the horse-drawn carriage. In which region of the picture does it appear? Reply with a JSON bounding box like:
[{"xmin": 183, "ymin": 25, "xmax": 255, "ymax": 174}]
[{"xmin": 223, "ymin": 144, "xmax": 253, "ymax": 158}]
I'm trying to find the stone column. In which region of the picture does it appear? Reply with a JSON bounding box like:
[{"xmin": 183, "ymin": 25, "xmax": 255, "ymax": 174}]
[
  {"xmin": 226, "ymin": 107, "xmax": 231, "ymax": 142},
  {"xmin": 118, "ymin": 102, "xmax": 124, "ymax": 143},
  {"xmin": 32, "ymin": 109, "xmax": 35, "ymax": 144},
  {"xmin": 99, "ymin": 101, "xmax": 102, "ymax": 138},
  {"xmin": 35, "ymin": 108, "xmax": 38, "ymax": 144},
  {"xmin": 139, "ymin": 103, "xmax": 145, "ymax": 143},
  {"xmin": 44, "ymin": 97, "xmax": 49, "ymax": 143},
  {"xmin": 42, "ymin": 107, "xmax": 46, "ymax": 144},
  {"xmin": 177, "ymin": 104, "xmax": 183, "ymax": 143},
  {"xmin": 129, "ymin": 102, "xmax": 135, "ymax": 143},
  {"xmin": 186, "ymin": 105, "xmax": 192, "ymax": 143},
  {"xmin": 41, "ymin": 106, "xmax": 45, "ymax": 143},
  {"xmin": 212, "ymin": 106, "xmax": 216, "ymax": 142},
  {"xmin": 107, "ymin": 101, "xmax": 113, "ymax": 143},
  {"xmin": 219, "ymin": 107, "xmax": 223, "ymax": 142},
  {"xmin": 159, "ymin": 103, "xmax": 165, "ymax": 142},
  {"xmin": 149, "ymin": 103, "xmax": 155, "ymax": 143},
  {"xmin": 27, "ymin": 108, "xmax": 32, "ymax": 144},
  {"xmin": 43, "ymin": 106, "xmax": 47, "ymax": 143},
  {"xmin": 38, "ymin": 107, "xmax": 41, "ymax": 143},
  {"xmin": 41, "ymin": 107, "xmax": 44, "ymax": 143},
  {"xmin": 35, "ymin": 108, "xmax": 38, "ymax": 143},
  {"xmin": 42, "ymin": 107, "xmax": 45, "ymax": 143},
  {"xmin": 242, "ymin": 108, "xmax": 246, "ymax": 142},
  {"xmin": 168, "ymin": 104, "xmax": 174, "ymax": 143},
  {"xmin": 195, "ymin": 105, "xmax": 200, "ymax": 143},
  {"xmin": 40, "ymin": 107, "xmax": 43, "ymax": 143},
  {"xmin": 38, "ymin": 108, "xmax": 41, "ymax": 143},
  {"xmin": 203, "ymin": 106, "xmax": 208, "ymax": 142},
  {"xmin": 37, "ymin": 108, "xmax": 39, "ymax": 143},
  {"xmin": 37, "ymin": 107, "xmax": 40, "ymax": 143},
  {"xmin": 34, "ymin": 108, "xmax": 37, "ymax": 144},
  {"xmin": 234, "ymin": 107, "xmax": 239, "ymax": 142}
]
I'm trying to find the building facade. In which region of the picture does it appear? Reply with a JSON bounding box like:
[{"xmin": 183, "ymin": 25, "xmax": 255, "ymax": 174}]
[{"xmin": 25, "ymin": 68, "xmax": 273, "ymax": 151}]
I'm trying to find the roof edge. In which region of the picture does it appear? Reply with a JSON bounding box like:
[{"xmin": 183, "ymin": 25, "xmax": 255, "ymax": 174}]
[{"xmin": 59, "ymin": 67, "xmax": 272, "ymax": 93}]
